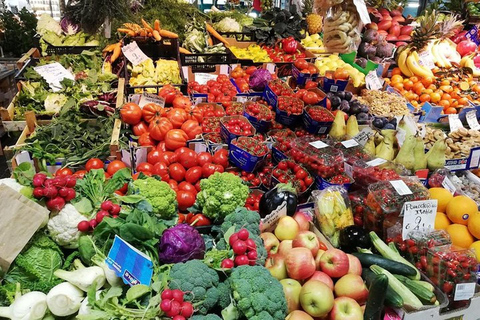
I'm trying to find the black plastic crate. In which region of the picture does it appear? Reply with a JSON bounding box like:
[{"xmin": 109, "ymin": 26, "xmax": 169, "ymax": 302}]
[
  {"xmin": 124, "ymin": 37, "xmax": 180, "ymax": 60},
  {"xmin": 180, "ymin": 50, "xmax": 231, "ymax": 73}
]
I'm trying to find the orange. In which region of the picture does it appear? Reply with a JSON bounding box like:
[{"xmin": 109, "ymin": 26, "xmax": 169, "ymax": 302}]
[
  {"xmin": 469, "ymin": 241, "xmax": 480, "ymax": 262},
  {"xmin": 446, "ymin": 195, "xmax": 478, "ymax": 225},
  {"xmin": 430, "ymin": 92, "xmax": 441, "ymax": 103},
  {"xmin": 435, "ymin": 212, "xmax": 451, "ymax": 230},
  {"xmin": 410, "ymin": 76, "xmax": 419, "ymax": 83},
  {"xmin": 391, "ymin": 67, "xmax": 402, "ymax": 76},
  {"xmin": 445, "ymin": 107, "xmax": 457, "ymax": 114},
  {"xmin": 421, "ymin": 76, "xmax": 434, "ymax": 87},
  {"xmin": 428, "ymin": 84, "xmax": 437, "ymax": 90},
  {"xmin": 423, "ymin": 89, "xmax": 434, "ymax": 95},
  {"xmin": 429, "ymin": 187, "xmax": 454, "ymax": 212},
  {"xmin": 391, "ymin": 75, "xmax": 403, "ymax": 84},
  {"xmin": 439, "ymin": 100, "xmax": 450, "ymax": 108},
  {"xmin": 403, "ymin": 80, "xmax": 414, "ymax": 90},
  {"xmin": 441, "ymin": 93, "xmax": 452, "ymax": 101},
  {"xmin": 468, "ymin": 212, "xmax": 480, "ymax": 239},
  {"xmin": 440, "ymin": 85, "xmax": 453, "ymax": 93},
  {"xmin": 458, "ymin": 97, "xmax": 469, "ymax": 106},
  {"xmin": 393, "ymin": 82, "xmax": 404, "ymax": 91},
  {"xmin": 420, "ymin": 93, "xmax": 431, "ymax": 102},
  {"xmin": 440, "ymin": 79, "xmax": 451, "ymax": 86},
  {"xmin": 446, "ymin": 224, "xmax": 475, "ymax": 248}
]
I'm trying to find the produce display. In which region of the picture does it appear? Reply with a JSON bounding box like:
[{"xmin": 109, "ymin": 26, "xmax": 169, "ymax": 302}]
[{"xmin": 5, "ymin": 2, "xmax": 480, "ymax": 320}]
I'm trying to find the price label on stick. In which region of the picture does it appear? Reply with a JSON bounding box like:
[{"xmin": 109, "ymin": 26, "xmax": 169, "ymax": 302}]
[
  {"xmin": 390, "ymin": 180, "xmax": 412, "ymax": 195},
  {"xmin": 341, "ymin": 139, "xmax": 359, "ymax": 148},
  {"xmin": 122, "ymin": 41, "xmax": 149, "ymax": 66},
  {"xmin": 448, "ymin": 114, "xmax": 464, "ymax": 132},
  {"xmin": 402, "ymin": 200, "xmax": 438, "ymax": 240},
  {"xmin": 466, "ymin": 110, "xmax": 480, "ymax": 130},
  {"xmin": 309, "ymin": 140, "xmax": 329, "ymax": 149}
]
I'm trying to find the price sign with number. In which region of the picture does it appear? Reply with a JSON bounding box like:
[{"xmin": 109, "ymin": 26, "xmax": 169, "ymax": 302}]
[
  {"xmin": 365, "ymin": 71, "xmax": 383, "ymax": 90},
  {"xmin": 402, "ymin": 200, "xmax": 438, "ymax": 240},
  {"xmin": 466, "ymin": 110, "xmax": 480, "ymax": 130},
  {"xmin": 122, "ymin": 42, "xmax": 149, "ymax": 66}
]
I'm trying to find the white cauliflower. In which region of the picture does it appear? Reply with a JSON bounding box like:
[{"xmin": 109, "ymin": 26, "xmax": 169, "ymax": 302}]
[{"xmin": 47, "ymin": 204, "xmax": 86, "ymax": 249}]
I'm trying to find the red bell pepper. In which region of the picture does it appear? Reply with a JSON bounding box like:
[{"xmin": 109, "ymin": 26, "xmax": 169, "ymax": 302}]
[{"xmin": 282, "ymin": 37, "xmax": 298, "ymax": 54}]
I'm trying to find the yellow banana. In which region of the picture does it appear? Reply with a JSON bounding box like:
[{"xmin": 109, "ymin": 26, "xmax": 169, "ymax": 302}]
[
  {"xmin": 464, "ymin": 56, "xmax": 480, "ymax": 77},
  {"xmin": 397, "ymin": 47, "xmax": 414, "ymax": 77},
  {"xmin": 407, "ymin": 51, "xmax": 434, "ymax": 78},
  {"xmin": 436, "ymin": 43, "xmax": 452, "ymax": 68},
  {"xmin": 429, "ymin": 42, "xmax": 444, "ymax": 67}
]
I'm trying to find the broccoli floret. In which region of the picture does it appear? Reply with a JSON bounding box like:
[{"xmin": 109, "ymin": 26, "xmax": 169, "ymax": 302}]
[
  {"xmin": 132, "ymin": 177, "xmax": 177, "ymax": 219},
  {"xmin": 196, "ymin": 172, "xmax": 249, "ymax": 220},
  {"xmin": 222, "ymin": 266, "xmax": 287, "ymax": 320},
  {"xmin": 191, "ymin": 315, "xmax": 222, "ymax": 320},
  {"xmin": 169, "ymin": 260, "xmax": 220, "ymax": 315},
  {"xmin": 216, "ymin": 280, "xmax": 232, "ymax": 310}
]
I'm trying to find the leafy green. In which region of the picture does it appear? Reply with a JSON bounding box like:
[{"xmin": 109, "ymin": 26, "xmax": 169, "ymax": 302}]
[{"xmin": 12, "ymin": 162, "xmax": 35, "ymax": 186}]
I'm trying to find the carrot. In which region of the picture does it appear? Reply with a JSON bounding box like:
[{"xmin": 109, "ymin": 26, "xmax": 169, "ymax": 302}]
[
  {"xmin": 103, "ymin": 43, "xmax": 117, "ymax": 52},
  {"xmin": 141, "ymin": 18, "xmax": 153, "ymax": 33},
  {"xmin": 206, "ymin": 23, "xmax": 229, "ymax": 47},
  {"xmin": 207, "ymin": 36, "xmax": 213, "ymax": 46},
  {"xmin": 111, "ymin": 42, "xmax": 122, "ymax": 63},
  {"xmin": 154, "ymin": 20, "xmax": 161, "ymax": 32},
  {"xmin": 179, "ymin": 47, "xmax": 192, "ymax": 54},
  {"xmin": 139, "ymin": 29, "xmax": 147, "ymax": 37},
  {"xmin": 117, "ymin": 28, "xmax": 135, "ymax": 37},
  {"xmin": 152, "ymin": 30, "xmax": 161, "ymax": 41},
  {"xmin": 159, "ymin": 29, "xmax": 179, "ymax": 39}
]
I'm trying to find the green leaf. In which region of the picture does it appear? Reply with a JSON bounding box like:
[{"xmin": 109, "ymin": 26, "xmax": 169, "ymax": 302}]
[
  {"xmin": 223, "ymin": 226, "xmax": 236, "ymax": 245},
  {"xmin": 125, "ymin": 284, "xmax": 150, "ymax": 302},
  {"xmin": 119, "ymin": 194, "xmax": 145, "ymax": 204},
  {"xmin": 13, "ymin": 162, "xmax": 36, "ymax": 186},
  {"xmin": 73, "ymin": 197, "xmax": 93, "ymax": 214}
]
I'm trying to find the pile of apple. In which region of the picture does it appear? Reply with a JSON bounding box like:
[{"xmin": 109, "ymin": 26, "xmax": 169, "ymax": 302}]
[{"xmin": 261, "ymin": 213, "xmax": 368, "ymax": 320}]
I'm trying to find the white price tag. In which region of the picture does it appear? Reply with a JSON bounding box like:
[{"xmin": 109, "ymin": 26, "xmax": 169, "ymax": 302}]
[
  {"xmin": 390, "ymin": 180, "xmax": 412, "ymax": 195},
  {"xmin": 138, "ymin": 93, "xmax": 165, "ymax": 108},
  {"xmin": 122, "ymin": 42, "xmax": 149, "ymax": 66},
  {"xmin": 194, "ymin": 73, "xmax": 218, "ymax": 85},
  {"xmin": 34, "ymin": 62, "xmax": 75, "ymax": 92},
  {"xmin": 354, "ymin": 128, "xmax": 373, "ymax": 146},
  {"xmin": 341, "ymin": 139, "xmax": 359, "ymax": 148},
  {"xmin": 344, "ymin": 162, "xmax": 353, "ymax": 178},
  {"xmin": 353, "ymin": 0, "xmax": 371, "ymax": 24},
  {"xmin": 448, "ymin": 114, "xmax": 464, "ymax": 132},
  {"xmin": 266, "ymin": 63, "xmax": 276, "ymax": 73},
  {"xmin": 235, "ymin": 96, "xmax": 248, "ymax": 103},
  {"xmin": 365, "ymin": 70, "xmax": 383, "ymax": 90},
  {"xmin": 261, "ymin": 201, "xmax": 287, "ymax": 232},
  {"xmin": 442, "ymin": 176, "xmax": 456, "ymax": 194},
  {"xmin": 418, "ymin": 50, "xmax": 436, "ymax": 70},
  {"xmin": 366, "ymin": 158, "xmax": 387, "ymax": 167},
  {"xmin": 309, "ymin": 140, "xmax": 329, "ymax": 149},
  {"xmin": 466, "ymin": 110, "xmax": 480, "ymax": 130},
  {"xmin": 402, "ymin": 200, "xmax": 437, "ymax": 240},
  {"xmin": 470, "ymin": 148, "xmax": 480, "ymax": 168},
  {"xmin": 454, "ymin": 283, "xmax": 476, "ymax": 301},
  {"xmin": 330, "ymin": 85, "xmax": 338, "ymax": 93}
]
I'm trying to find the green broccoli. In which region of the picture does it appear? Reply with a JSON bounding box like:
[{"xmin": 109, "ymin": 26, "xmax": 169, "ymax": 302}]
[
  {"xmin": 196, "ymin": 172, "xmax": 249, "ymax": 220},
  {"xmin": 221, "ymin": 266, "xmax": 287, "ymax": 320},
  {"xmin": 132, "ymin": 177, "xmax": 177, "ymax": 219},
  {"xmin": 169, "ymin": 260, "xmax": 220, "ymax": 315},
  {"xmin": 191, "ymin": 315, "xmax": 222, "ymax": 320},
  {"xmin": 216, "ymin": 280, "xmax": 232, "ymax": 310}
]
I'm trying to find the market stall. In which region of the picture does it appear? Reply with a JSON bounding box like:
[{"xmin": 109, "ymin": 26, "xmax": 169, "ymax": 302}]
[{"xmin": 2, "ymin": 1, "xmax": 480, "ymax": 320}]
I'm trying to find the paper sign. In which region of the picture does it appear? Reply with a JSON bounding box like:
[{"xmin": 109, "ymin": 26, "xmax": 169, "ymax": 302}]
[
  {"xmin": 454, "ymin": 283, "xmax": 476, "ymax": 301},
  {"xmin": 122, "ymin": 41, "xmax": 149, "ymax": 66},
  {"xmin": 344, "ymin": 163, "xmax": 353, "ymax": 178},
  {"xmin": 195, "ymin": 73, "xmax": 218, "ymax": 85},
  {"xmin": 235, "ymin": 96, "xmax": 248, "ymax": 103},
  {"xmin": 106, "ymin": 235, "xmax": 153, "ymax": 286},
  {"xmin": 353, "ymin": 0, "xmax": 371, "ymax": 24},
  {"xmin": 341, "ymin": 139, "xmax": 359, "ymax": 148},
  {"xmin": 448, "ymin": 114, "xmax": 464, "ymax": 132},
  {"xmin": 402, "ymin": 200, "xmax": 437, "ymax": 240},
  {"xmin": 354, "ymin": 127, "xmax": 374, "ymax": 146},
  {"xmin": 442, "ymin": 176, "xmax": 456, "ymax": 194},
  {"xmin": 138, "ymin": 94, "xmax": 165, "ymax": 108},
  {"xmin": 266, "ymin": 63, "xmax": 276, "ymax": 73},
  {"xmin": 34, "ymin": 62, "xmax": 75, "ymax": 92},
  {"xmin": 418, "ymin": 51, "xmax": 435, "ymax": 70},
  {"xmin": 366, "ymin": 158, "xmax": 387, "ymax": 167},
  {"xmin": 390, "ymin": 180, "xmax": 412, "ymax": 195},
  {"xmin": 466, "ymin": 110, "xmax": 480, "ymax": 130},
  {"xmin": 365, "ymin": 70, "xmax": 383, "ymax": 90},
  {"xmin": 261, "ymin": 201, "xmax": 287, "ymax": 232},
  {"xmin": 309, "ymin": 140, "xmax": 329, "ymax": 149}
]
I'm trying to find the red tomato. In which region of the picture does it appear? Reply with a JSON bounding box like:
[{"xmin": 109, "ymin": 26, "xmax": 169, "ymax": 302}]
[
  {"xmin": 168, "ymin": 179, "xmax": 179, "ymax": 191},
  {"xmin": 147, "ymin": 150, "xmax": 162, "ymax": 165},
  {"xmin": 185, "ymin": 166, "xmax": 202, "ymax": 184},
  {"xmin": 133, "ymin": 171, "xmax": 152, "ymax": 179},
  {"xmin": 104, "ymin": 171, "xmax": 111, "ymax": 179},
  {"xmin": 295, "ymin": 89, "xmax": 308, "ymax": 99},
  {"xmin": 149, "ymin": 117, "xmax": 173, "ymax": 141},
  {"xmin": 308, "ymin": 65, "xmax": 318, "ymax": 74},
  {"xmin": 73, "ymin": 169, "xmax": 87, "ymax": 179},
  {"xmin": 165, "ymin": 151, "xmax": 178, "ymax": 164},
  {"xmin": 152, "ymin": 161, "xmax": 169, "ymax": 181},
  {"xmin": 166, "ymin": 108, "xmax": 189, "ymax": 128},
  {"xmin": 304, "ymin": 81, "xmax": 318, "ymax": 89},
  {"xmin": 178, "ymin": 152, "xmax": 198, "ymax": 169},
  {"xmin": 85, "ymin": 158, "xmax": 104, "ymax": 171},
  {"xmin": 107, "ymin": 160, "xmax": 127, "ymax": 176},
  {"xmin": 172, "ymin": 96, "xmax": 193, "ymax": 109},
  {"xmin": 294, "ymin": 59, "xmax": 309, "ymax": 70},
  {"xmin": 142, "ymin": 103, "xmax": 165, "ymax": 123},
  {"xmin": 194, "ymin": 180, "xmax": 201, "ymax": 192},
  {"xmin": 212, "ymin": 149, "xmax": 229, "ymax": 168},
  {"xmin": 202, "ymin": 163, "xmax": 217, "ymax": 178},
  {"xmin": 137, "ymin": 162, "xmax": 153, "ymax": 173},
  {"xmin": 132, "ymin": 121, "xmax": 149, "ymax": 136},
  {"xmin": 120, "ymin": 102, "xmax": 142, "ymax": 125},
  {"xmin": 175, "ymin": 147, "xmax": 194, "ymax": 158},
  {"xmin": 165, "ymin": 129, "xmax": 188, "ymax": 151},
  {"xmin": 159, "ymin": 85, "xmax": 180, "ymax": 104},
  {"xmin": 325, "ymin": 98, "xmax": 331, "ymax": 110},
  {"xmin": 189, "ymin": 213, "xmax": 211, "ymax": 226},
  {"xmin": 56, "ymin": 167, "xmax": 73, "ymax": 176},
  {"xmin": 178, "ymin": 181, "xmax": 197, "ymax": 195},
  {"xmin": 117, "ymin": 183, "xmax": 128, "ymax": 194},
  {"xmin": 245, "ymin": 66, "xmax": 257, "ymax": 75},
  {"xmin": 176, "ymin": 190, "xmax": 196, "ymax": 211},
  {"xmin": 169, "ymin": 163, "xmax": 186, "ymax": 182},
  {"xmin": 214, "ymin": 164, "xmax": 224, "ymax": 173},
  {"xmin": 181, "ymin": 120, "xmax": 202, "ymax": 140},
  {"xmin": 138, "ymin": 132, "xmax": 156, "ymax": 146},
  {"xmin": 156, "ymin": 142, "xmax": 166, "ymax": 152},
  {"xmin": 197, "ymin": 152, "xmax": 212, "ymax": 166},
  {"xmin": 302, "ymin": 92, "xmax": 320, "ymax": 105}
]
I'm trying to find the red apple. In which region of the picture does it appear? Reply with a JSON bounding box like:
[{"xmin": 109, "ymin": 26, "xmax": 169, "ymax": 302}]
[
  {"xmin": 457, "ymin": 40, "xmax": 477, "ymax": 57},
  {"xmin": 260, "ymin": 232, "xmax": 279, "ymax": 256},
  {"xmin": 347, "ymin": 254, "xmax": 362, "ymax": 276},
  {"xmin": 329, "ymin": 297, "xmax": 363, "ymax": 320},
  {"xmin": 314, "ymin": 249, "xmax": 326, "ymax": 269},
  {"xmin": 265, "ymin": 254, "xmax": 287, "ymax": 280},
  {"xmin": 279, "ymin": 240, "xmax": 293, "ymax": 255},
  {"xmin": 292, "ymin": 231, "xmax": 320, "ymax": 256},
  {"xmin": 334, "ymin": 274, "xmax": 369, "ymax": 304},
  {"xmin": 293, "ymin": 211, "xmax": 311, "ymax": 231},
  {"xmin": 389, "ymin": 24, "xmax": 401, "ymax": 37},
  {"xmin": 285, "ymin": 247, "xmax": 316, "ymax": 280},
  {"xmin": 299, "ymin": 280, "xmax": 334, "ymax": 318},
  {"xmin": 281, "ymin": 279, "xmax": 302, "ymax": 313},
  {"xmin": 400, "ymin": 25, "xmax": 413, "ymax": 35},
  {"xmin": 286, "ymin": 310, "xmax": 314, "ymax": 320},
  {"xmin": 319, "ymin": 249, "xmax": 350, "ymax": 278},
  {"xmin": 378, "ymin": 8, "xmax": 390, "ymax": 16},
  {"xmin": 306, "ymin": 271, "xmax": 334, "ymax": 290}
]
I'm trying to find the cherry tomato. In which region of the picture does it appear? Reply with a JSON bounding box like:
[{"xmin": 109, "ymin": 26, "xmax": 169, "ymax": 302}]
[
  {"xmin": 176, "ymin": 190, "xmax": 196, "ymax": 211},
  {"xmin": 85, "ymin": 158, "xmax": 104, "ymax": 171},
  {"xmin": 169, "ymin": 163, "xmax": 186, "ymax": 182},
  {"xmin": 56, "ymin": 168, "xmax": 73, "ymax": 176},
  {"xmin": 107, "ymin": 160, "xmax": 127, "ymax": 176},
  {"xmin": 73, "ymin": 169, "xmax": 87, "ymax": 179}
]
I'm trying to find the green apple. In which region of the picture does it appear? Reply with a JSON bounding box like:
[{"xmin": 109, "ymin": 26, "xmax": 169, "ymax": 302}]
[
  {"xmin": 280, "ymin": 278, "xmax": 302, "ymax": 313},
  {"xmin": 299, "ymin": 280, "xmax": 334, "ymax": 317}
]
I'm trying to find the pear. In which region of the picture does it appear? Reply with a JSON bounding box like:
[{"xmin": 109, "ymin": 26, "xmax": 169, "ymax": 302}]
[
  {"xmin": 398, "ymin": 116, "xmax": 415, "ymax": 136},
  {"xmin": 374, "ymin": 133, "xmax": 384, "ymax": 146},
  {"xmin": 346, "ymin": 115, "xmax": 359, "ymax": 138},
  {"xmin": 376, "ymin": 140, "xmax": 395, "ymax": 161},
  {"xmin": 426, "ymin": 139, "xmax": 447, "ymax": 171},
  {"xmin": 364, "ymin": 134, "xmax": 376, "ymax": 156},
  {"xmin": 329, "ymin": 111, "xmax": 347, "ymax": 139},
  {"xmin": 394, "ymin": 134, "xmax": 416, "ymax": 171},
  {"xmin": 413, "ymin": 135, "xmax": 427, "ymax": 171},
  {"xmin": 381, "ymin": 129, "xmax": 397, "ymax": 144}
]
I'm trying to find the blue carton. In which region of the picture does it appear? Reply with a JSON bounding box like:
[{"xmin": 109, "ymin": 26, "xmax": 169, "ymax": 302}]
[
  {"xmin": 220, "ymin": 115, "xmax": 255, "ymax": 145},
  {"xmin": 263, "ymin": 80, "xmax": 293, "ymax": 108},
  {"xmin": 272, "ymin": 145, "xmax": 288, "ymax": 164},
  {"xmin": 229, "ymin": 139, "xmax": 267, "ymax": 172},
  {"xmin": 417, "ymin": 102, "xmax": 444, "ymax": 123},
  {"xmin": 274, "ymin": 104, "xmax": 303, "ymax": 127},
  {"xmin": 315, "ymin": 175, "xmax": 353, "ymax": 191},
  {"xmin": 321, "ymin": 72, "xmax": 348, "ymax": 93},
  {"xmin": 303, "ymin": 106, "xmax": 334, "ymax": 134},
  {"xmin": 243, "ymin": 110, "xmax": 272, "ymax": 133},
  {"xmin": 292, "ymin": 63, "xmax": 319, "ymax": 86}
]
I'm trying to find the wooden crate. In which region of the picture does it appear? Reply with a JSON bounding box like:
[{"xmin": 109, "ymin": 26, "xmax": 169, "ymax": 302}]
[
  {"xmin": 16, "ymin": 48, "xmax": 40, "ymax": 70},
  {"xmin": 110, "ymin": 78, "xmax": 125, "ymax": 160}
]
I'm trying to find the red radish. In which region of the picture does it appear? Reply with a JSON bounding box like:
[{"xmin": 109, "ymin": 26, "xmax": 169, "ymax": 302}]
[
  {"xmin": 245, "ymin": 238, "xmax": 256, "ymax": 250},
  {"xmin": 232, "ymin": 240, "xmax": 247, "ymax": 255},
  {"xmin": 180, "ymin": 302, "xmax": 194, "ymax": 318},
  {"xmin": 235, "ymin": 255, "xmax": 249, "ymax": 266},
  {"xmin": 64, "ymin": 175, "xmax": 76, "ymax": 188},
  {"xmin": 77, "ymin": 220, "xmax": 90, "ymax": 232},
  {"xmin": 171, "ymin": 289, "xmax": 184, "ymax": 302},
  {"xmin": 89, "ymin": 219, "xmax": 98, "ymax": 229},
  {"xmin": 58, "ymin": 187, "xmax": 69, "ymax": 198},
  {"xmin": 32, "ymin": 173, "xmax": 47, "ymax": 187},
  {"xmin": 389, "ymin": 24, "xmax": 401, "ymax": 37},
  {"xmin": 400, "ymin": 25, "xmax": 414, "ymax": 35},
  {"xmin": 378, "ymin": 20, "xmax": 392, "ymax": 31},
  {"xmin": 160, "ymin": 299, "xmax": 172, "ymax": 312},
  {"xmin": 101, "ymin": 200, "xmax": 114, "ymax": 211},
  {"xmin": 110, "ymin": 204, "xmax": 121, "ymax": 215},
  {"xmin": 51, "ymin": 176, "xmax": 66, "ymax": 187},
  {"xmin": 43, "ymin": 186, "xmax": 58, "ymax": 198},
  {"xmin": 229, "ymin": 233, "xmax": 239, "ymax": 246},
  {"xmin": 237, "ymin": 228, "xmax": 250, "ymax": 241},
  {"xmin": 161, "ymin": 289, "xmax": 173, "ymax": 300},
  {"xmin": 172, "ymin": 315, "xmax": 185, "ymax": 320},
  {"xmin": 64, "ymin": 188, "xmax": 76, "ymax": 201},
  {"xmin": 221, "ymin": 259, "xmax": 234, "ymax": 268},
  {"xmin": 166, "ymin": 301, "xmax": 181, "ymax": 317},
  {"xmin": 33, "ymin": 187, "xmax": 44, "ymax": 198},
  {"xmin": 96, "ymin": 210, "xmax": 110, "ymax": 223},
  {"xmin": 46, "ymin": 196, "xmax": 65, "ymax": 211},
  {"xmin": 457, "ymin": 40, "xmax": 477, "ymax": 57}
]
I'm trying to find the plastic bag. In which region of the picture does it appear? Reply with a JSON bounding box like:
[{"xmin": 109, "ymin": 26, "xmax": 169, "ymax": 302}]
[
  {"xmin": 323, "ymin": 1, "xmax": 362, "ymax": 53},
  {"xmin": 312, "ymin": 187, "xmax": 354, "ymax": 247}
]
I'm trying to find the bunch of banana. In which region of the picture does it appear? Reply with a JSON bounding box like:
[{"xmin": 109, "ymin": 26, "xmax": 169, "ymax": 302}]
[
  {"xmin": 396, "ymin": 46, "xmax": 434, "ymax": 78},
  {"xmin": 429, "ymin": 39, "xmax": 462, "ymax": 68},
  {"xmin": 460, "ymin": 54, "xmax": 480, "ymax": 77}
]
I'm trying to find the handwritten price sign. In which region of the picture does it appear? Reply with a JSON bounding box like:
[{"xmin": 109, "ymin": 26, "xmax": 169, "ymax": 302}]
[{"xmin": 402, "ymin": 200, "xmax": 438, "ymax": 240}]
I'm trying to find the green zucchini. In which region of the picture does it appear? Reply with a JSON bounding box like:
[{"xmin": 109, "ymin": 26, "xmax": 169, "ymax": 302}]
[
  {"xmin": 414, "ymin": 280, "xmax": 434, "ymax": 292},
  {"xmin": 362, "ymin": 268, "xmax": 403, "ymax": 308},
  {"xmin": 352, "ymin": 252, "xmax": 417, "ymax": 277},
  {"xmin": 364, "ymin": 274, "xmax": 388, "ymax": 320},
  {"xmin": 388, "ymin": 242, "xmax": 400, "ymax": 254},
  {"xmin": 394, "ymin": 275, "xmax": 436, "ymax": 304}
]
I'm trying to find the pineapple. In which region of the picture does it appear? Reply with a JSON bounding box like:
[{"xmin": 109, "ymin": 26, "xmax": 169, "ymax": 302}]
[
  {"xmin": 437, "ymin": 13, "xmax": 464, "ymax": 40},
  {"xmin": 306, "ymin": 14, "xmax": 323, "ymax": 35},
  {"xmin": 410, "ymin": 10, "xmax": 441, "ymax": 50}
]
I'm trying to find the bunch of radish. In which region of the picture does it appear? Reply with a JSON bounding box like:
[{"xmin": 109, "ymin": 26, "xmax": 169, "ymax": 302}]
[
  {"xmin": 221, "ymin": 228, "xmax": 258, "ymax": 268},
  {"xmin": 32, "ymin": 173, "xmax": 76, "ymax": 211},
  {"xmin": 77, "ymin": 200, "xmax": 121, "ymax": 232}
]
